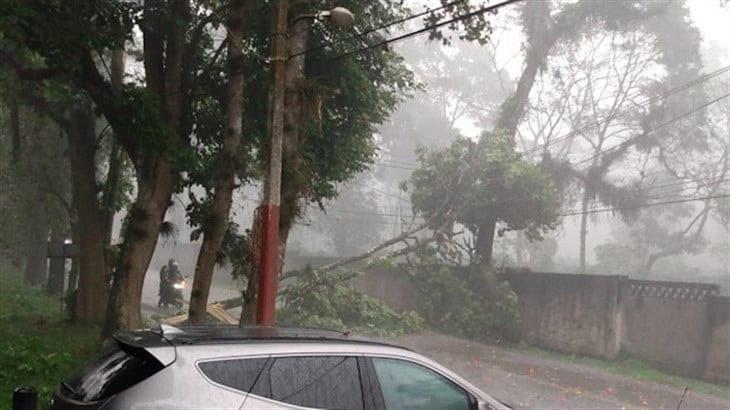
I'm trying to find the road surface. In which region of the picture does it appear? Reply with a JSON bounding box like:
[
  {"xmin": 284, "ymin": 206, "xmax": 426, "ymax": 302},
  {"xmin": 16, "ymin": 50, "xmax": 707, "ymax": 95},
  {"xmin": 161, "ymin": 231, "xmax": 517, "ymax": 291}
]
[
  {"xmin": 140, "ymin": 268, "xmax": 240, "ymax": 316},
  {"xmin": 386, "ymin": 333, "xmax": 729, "ymax": 410}
]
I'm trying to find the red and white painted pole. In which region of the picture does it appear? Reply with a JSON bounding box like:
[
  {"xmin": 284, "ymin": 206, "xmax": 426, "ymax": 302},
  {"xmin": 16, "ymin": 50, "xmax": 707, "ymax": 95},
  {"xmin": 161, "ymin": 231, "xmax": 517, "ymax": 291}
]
[
  {"xmin": 256, "ymin": 0, "xmax": 288, "ymax": 326},
  {"xmin": 255, "ymin": 3, "xmax": 354, "ymax": 326}
]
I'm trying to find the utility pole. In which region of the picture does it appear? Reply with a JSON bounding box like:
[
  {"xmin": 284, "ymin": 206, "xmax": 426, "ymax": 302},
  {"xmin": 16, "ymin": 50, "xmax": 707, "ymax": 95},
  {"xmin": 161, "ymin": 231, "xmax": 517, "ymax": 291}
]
[
  {"xmin": 255, "ymin": 3, "xmax": 354, "ymax": 326},
  {"xmin": 256, "ymin": 0, "xmax": 288, "ymax": 326}
]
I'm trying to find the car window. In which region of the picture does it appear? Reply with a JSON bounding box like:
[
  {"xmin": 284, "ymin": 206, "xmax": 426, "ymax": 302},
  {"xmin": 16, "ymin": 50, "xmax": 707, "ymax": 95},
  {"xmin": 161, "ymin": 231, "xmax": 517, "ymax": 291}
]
[
  {"xmin": 198, "ymin": 357, "xmax": 269, "ymax": 393},
  {"xmin": 64, "ymin": 343, "xmax": 164, "ymax": 402},
  {"xmin": 371, "ymin": 358, "xmax": 471, "ymax": 410},
  {"xmin": 267, "ymin": 356, "xmax": 364, "ymax": 410}
]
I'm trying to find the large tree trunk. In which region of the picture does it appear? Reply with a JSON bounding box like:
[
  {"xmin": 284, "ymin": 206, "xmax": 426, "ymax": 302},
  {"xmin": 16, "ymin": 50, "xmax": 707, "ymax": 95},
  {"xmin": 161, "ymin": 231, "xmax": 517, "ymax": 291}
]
[
  {"xmin": 240, "ymin": 209, "xmax": 263, "ymax": 325},
  {"xmin": 276, "ymin": 15, "xmax": 311, "ymax": 261},
  {"xmin": 104, "ymin": 0, "xmax": 189, "ymax": 333},
  {"xmin": 67, "ymin": 105, "xmax": 108, "ymax": 324},
  {"xmin": 68, "ymin": 219, "xmax": 80, "ymax": 294},
  {"xmin": 7, "ymin": 99, "xmax": 24, "ymax": 269},
  {"xmin": 24, "ymin": 213, "xmax": 48, "ymax": 286},
  {"xmin": 47, "ymin": 228, "xmax": 66, "ymax": 296},
  {"xmin": 578, "ymin": 188, "xmax": 590, "ymax": 273},
  {"xmin": 495, "ymin": 0, "xmax": 551, "ymax": 138},
  {"xmin": 475, "ymin": 216, "xmax": 497, "ymax": 268},
  {"xmin": 188, "ymin": 0, "xmax": 245, "ymax": 324},
  {"xmin": 23, "ymin": 117, "xmax": 49, "ymax": 286},
  {"xmin": 10, "ymin": 96, "xmax": 21, "ymax": 165},
  {"xmin": 101, "ymin": 49, "xmax": 126, "ymax": 246},
  {"xmin": 105, "ymin": 164, "xmax": 174, "ymax": 332}
]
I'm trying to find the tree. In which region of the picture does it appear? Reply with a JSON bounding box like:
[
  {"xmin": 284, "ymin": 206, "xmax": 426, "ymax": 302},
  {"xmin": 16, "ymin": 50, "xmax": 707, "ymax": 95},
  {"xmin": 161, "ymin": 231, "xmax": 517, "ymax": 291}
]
[
  {"xmin": 187, "ymin": 0, "xmax": 246, "ymax": 324},
  {"xmin": 406, "ymin": 133, "xmax": 561, "ymax": 267},
  {"xmin": 237, "ymin": 0, "xmax": 421, "ymax": 322},
  {"xmin": 605, "ymin": 74, "xmax": 730, "ymax": 275},
  {"xmin": 520, "ymin": 0, "xmax": 705, "ymax": 271},
  {"xmin": 0, "ymin": 104, "xmax": 69, "ymax": 285},
  {"xmin": 372, "ymin": 34, "xmax": 511, "ymax": 217},
  {"xmin": 1, "ymin": 0, "xmax": 246, "ymax": 331},
  {"xmin": 0, "ymin": 72, "xmax": 131, "ymax": 323},
  {"xmin": 493, "ymin": 0, "xmax": 665, "ymax": 138}
]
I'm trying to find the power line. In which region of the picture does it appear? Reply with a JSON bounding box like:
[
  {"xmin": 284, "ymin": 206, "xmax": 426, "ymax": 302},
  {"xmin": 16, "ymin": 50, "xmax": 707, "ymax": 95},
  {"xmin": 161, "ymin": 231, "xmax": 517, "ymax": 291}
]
[
  {"xmin": 308, "ymin": 177, "xmax": 730, "ymax": 221},
  {"xmin": 376, "ymin": 162, "xmax": 418, "ymax": 171},
  {"xmin": 327, "ymin": 0, "xmax": 524, "ymax": 62},
  {"xmin": 321, "ymin": 209, "xmax": 420, "ymax": 218},
  {"xmin": 638, "ymin": 176, "xmax": 730, "ymax": 198},
  {"xmin": 573, "ymin": 91, "xmax": 730, "ymax": 168},
  {"xmin": 305, "ymin": 193, "xmax": 729, "ymax": 226},
  {"xmin": 559, "ymin": 194, "xmax": 729, "ymax": 217},
  {"xmin": 523, "ymin": 65, "xmax": 730, "ymax": 157},
  {"xmin": 289, "ymin": 0, "xmax": 468, "ymax": 60},
  {"xmin": 381, "ymin": 157, "xmax": 419, "ymax": 167}
]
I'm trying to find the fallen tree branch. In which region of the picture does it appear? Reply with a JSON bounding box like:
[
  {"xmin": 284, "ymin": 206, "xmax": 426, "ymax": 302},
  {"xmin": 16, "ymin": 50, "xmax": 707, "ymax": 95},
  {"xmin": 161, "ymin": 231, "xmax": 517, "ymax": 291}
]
[{"xmin": 318, "ymin": 220, "xmax": 432, "ymax": 273}]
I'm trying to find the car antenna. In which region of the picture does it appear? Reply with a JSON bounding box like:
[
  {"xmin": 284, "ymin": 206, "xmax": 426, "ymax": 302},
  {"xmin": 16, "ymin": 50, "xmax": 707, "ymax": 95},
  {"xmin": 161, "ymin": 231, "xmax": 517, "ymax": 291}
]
[{"xmin": 676, "ymin": 386, "xmax": 688, "ymax": 410}]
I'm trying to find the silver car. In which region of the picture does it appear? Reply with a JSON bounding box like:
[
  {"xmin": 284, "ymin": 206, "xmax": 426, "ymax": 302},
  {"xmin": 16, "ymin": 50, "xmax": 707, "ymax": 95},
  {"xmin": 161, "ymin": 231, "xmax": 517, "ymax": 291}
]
[{"xmin": 51, "ymin": 325, "xmax": 510, "ymax": 410}]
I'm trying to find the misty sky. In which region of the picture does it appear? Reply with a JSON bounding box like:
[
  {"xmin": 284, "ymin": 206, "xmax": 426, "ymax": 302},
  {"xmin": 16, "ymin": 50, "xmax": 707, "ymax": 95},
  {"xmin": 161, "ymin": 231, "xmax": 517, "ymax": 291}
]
[{"xmin": 414, "ymin": 0, "xmax": 730, "ymax": 274}]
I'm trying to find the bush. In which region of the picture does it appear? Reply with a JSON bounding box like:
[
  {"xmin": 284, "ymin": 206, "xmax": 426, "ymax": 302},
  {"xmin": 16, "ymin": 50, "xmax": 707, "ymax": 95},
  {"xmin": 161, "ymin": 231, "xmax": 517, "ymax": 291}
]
[
  {"xmin": 278, "ymin": 267, "xmax": 424, "ymax": 336},
  {"xmin": 404, "ymin": 249, "xmax": 520, "ymax": 343},
  {"xmin": 0, "ymin": 335, "xmax": 75, "ymax": 401},
  {"xmin": 0, "ymin": 264, "xmax": 100, "ymax": 408}
]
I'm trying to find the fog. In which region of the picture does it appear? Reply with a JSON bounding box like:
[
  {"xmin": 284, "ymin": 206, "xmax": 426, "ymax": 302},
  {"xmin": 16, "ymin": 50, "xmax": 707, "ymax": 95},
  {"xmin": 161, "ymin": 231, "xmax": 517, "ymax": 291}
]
[{"xmin": 138, "ymin": 1, "xmax": 730, "ymax": 293}]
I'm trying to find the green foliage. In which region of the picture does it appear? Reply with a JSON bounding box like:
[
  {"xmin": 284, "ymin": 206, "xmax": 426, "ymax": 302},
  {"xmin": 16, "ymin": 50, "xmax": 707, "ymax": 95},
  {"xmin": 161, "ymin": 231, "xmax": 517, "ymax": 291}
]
[
  {"xmin": 118, "ymin": 85, "xmax": 167, "ymax": 156},
  {"xmin": 0, "ymin": 0, "xmax": 136, "ymax": 76},
  {"xmin": 239, "ymin": 0, "xmax": 418, "ymax": 210},
  {"xmin": 408, "ymin": 133, "xmax": 561, "ymax": 240},
  {"xmin": 279, "ymin": 267, "xmax": 423, "ymax": 336},
  {"xmin": 403, "ymin": 248, "xmax": 520, "ymax": 343},
  {"xmin": 0, "ymin": 335, "xmax": 76, "ymax": 404},
  {"xmin": 0, "ymin": 264, "xmax": 100, "ymax": 408}
]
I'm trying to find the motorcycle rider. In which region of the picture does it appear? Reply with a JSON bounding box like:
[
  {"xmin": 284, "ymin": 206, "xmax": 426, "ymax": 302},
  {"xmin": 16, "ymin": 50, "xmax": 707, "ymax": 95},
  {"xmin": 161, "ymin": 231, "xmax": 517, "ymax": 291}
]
[{"xmin": 158, "ymin": 259, "xmax": 182, "ymax": 308}]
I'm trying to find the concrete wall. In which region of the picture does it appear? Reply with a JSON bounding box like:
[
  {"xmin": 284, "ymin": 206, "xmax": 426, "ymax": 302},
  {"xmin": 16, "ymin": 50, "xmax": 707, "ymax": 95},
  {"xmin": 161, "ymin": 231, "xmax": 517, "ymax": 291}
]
[
  {"xmin": 504, "ymin": 272, "xmax": 624, "ymax": 359},
  {"xmin": 355, "ymin": 268, "xmax": 729, "ymax": 383},
  {"xmin": 620, "ymin": 280, "xmax": 720, "ymax": 377},
  {"xmin": 704, "ymin": 296, "xmax": 730, "ymax": 384}
]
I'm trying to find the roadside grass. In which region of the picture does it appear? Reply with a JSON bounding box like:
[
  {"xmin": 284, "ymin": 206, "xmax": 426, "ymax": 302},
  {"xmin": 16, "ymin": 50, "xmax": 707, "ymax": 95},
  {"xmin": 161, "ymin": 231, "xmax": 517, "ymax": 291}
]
[
  {"xmin": 0, "ymin": 264, "xmax": 101, "ymax": 409},
  {"xmin": 514, "ymin": 344, "xmax": 730, "ymax": 399}
]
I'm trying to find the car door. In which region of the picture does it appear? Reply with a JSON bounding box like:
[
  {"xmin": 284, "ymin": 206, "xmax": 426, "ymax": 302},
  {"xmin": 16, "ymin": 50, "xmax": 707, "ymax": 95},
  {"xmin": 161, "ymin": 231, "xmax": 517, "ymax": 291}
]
[{"xmin": 364, "ymin": 356, "xmax": 478, "ymax": 410}]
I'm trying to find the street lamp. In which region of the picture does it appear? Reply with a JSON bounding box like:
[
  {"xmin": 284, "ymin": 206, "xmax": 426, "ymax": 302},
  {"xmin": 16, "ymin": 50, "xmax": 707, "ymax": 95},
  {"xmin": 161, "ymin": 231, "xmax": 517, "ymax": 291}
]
[
  {"xmin": 256, "ymin": 3, "xmax": 355, "ymax": 326},
  {"xmin": 317, "ymin": 7, "xmax": 356, "ymax": 27}
]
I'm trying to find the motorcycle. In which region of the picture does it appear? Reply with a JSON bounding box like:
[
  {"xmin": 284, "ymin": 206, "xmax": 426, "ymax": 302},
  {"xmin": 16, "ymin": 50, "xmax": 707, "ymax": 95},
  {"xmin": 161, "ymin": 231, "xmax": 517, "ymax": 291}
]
[{"xmin": 160, "ymin": 276, "xmax": 186, "ymax": 309}]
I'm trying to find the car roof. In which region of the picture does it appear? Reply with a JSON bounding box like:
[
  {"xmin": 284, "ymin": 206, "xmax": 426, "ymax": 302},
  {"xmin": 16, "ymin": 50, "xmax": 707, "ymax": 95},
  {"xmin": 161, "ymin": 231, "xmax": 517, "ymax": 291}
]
[{"xmin": 115, "ymin": 325, "xmax": 411, "ymax": 351}]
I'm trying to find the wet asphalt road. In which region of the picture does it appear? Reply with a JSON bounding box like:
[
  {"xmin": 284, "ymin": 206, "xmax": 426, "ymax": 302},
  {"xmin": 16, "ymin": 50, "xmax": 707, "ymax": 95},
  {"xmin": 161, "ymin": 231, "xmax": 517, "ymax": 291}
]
[{"xmin": 386, "ymin": 333, "xmax": 729, "ymax": 410}]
